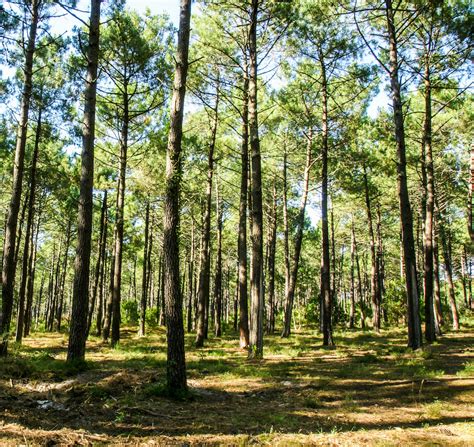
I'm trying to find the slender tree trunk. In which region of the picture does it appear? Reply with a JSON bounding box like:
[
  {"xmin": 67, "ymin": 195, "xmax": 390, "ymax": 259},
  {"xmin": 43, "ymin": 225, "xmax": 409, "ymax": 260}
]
[
  {"xmin": 266, "ymin": 183, "xmax": 277, "ymax": 334},
  {"xmin": 102, "ymin": 250, "xmax": 115, "ymax": 341},
  {"xmin": 87, "ymin": 191, "xmax": 107, "ymax": 336},
  {"xmin": 238, "ymin": 63, "xmax": 250, "ymax": 349},
  {"xmin": 432, "ymin": 221, "xmax": 443, "ymax": 334},
  {"xmin": 461, "ymin": 248, "xmax": 468, "ymax": 308},
  {"xmin": 110, "ymin": 92, "xmax": 129, "ymax": 347},
  {"xmin": 469, "ymin": 144, "xmax": 474, "ymax": 243},
  {"xmin": 195, "ymin": 82, "xmax": 220, "ymax": 347},
  {"xmin": 214, "ymin": 180, "xmax": 223, "ymax": 337},
  {"xmin": 319, "ymin": 51, "xmax": 334, "ymax": 347},
  {"xmin": 56, "ymin": 221, "xmax": 71, "ymax": 332},
  {"xmin": 422, "ymin": 59, "xmax": 436, "ymax": 343},
  {"xmin": 187, "ymin": 220, "xmax": 194, "ymax": 333},
  {"xmin": 24, "ymin": 209, "xmax": 41, "ymax": 337},
  {"xmin": 162, "ymin": 0, "xmax": 192, "ymax": 393},
  {"xmin": 282, "ymin": 150, "xmax": 291, "ymax": 295},
  {"xmin": 349, "ymin": 219, "xmax": 357, "ymax": 329},
  {"xmin": 67, "ymin": 0, "xmax": 101, "ymax": 362},
  {"xmin": 0, "ymin": 0, "xmax": 40, "ymax": 356},
  {"xmin": 376, "ymin": 206, "xmax": 386, "ymax": 323},
  {"xmin": 16, "ymin": 108, "xmax": 42, "ymax": 343},
  {"xmin": 282, "ymin": 129, "xmax": 313, "ymax": 337},
  {"xmin": 96, "ymin": 227, "xmax": 107, "ymax": 337},
  {"xmin": 439, "ymin": 221, "xmax": 460, "ymax": 330},
  {"xmin": 385, "ymin": 0, "xmax": 422, "ymax": 349},
  {"xmin": 139, "ymin": 200, "xmax": 150, "ymax": 336},
  {"xmin": 363, "ymin": 164, "xmax": 380, "ymax": 332},
  {"xmin": 248, "ymin": 0, "xmax": 264, "ymax": 359}
]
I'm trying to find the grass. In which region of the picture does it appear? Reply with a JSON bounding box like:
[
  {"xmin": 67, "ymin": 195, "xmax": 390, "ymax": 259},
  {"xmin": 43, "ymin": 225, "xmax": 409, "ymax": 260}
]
[{"xmin": 0, "ymin": 324, "xmax": 473, "ymax": 446}]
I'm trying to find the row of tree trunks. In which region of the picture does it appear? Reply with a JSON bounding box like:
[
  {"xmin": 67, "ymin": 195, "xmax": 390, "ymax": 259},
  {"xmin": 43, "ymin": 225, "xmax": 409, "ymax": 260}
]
[{"xmin": 0, "ymin": 0, "xmax": 40, "ymax": 356}]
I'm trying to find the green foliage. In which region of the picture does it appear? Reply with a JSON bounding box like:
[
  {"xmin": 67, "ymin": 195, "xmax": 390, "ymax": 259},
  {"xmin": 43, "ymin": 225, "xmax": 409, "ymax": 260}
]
[{"xmin": 121, "ymin": 300, "xmax": 139, "ymax": 325}]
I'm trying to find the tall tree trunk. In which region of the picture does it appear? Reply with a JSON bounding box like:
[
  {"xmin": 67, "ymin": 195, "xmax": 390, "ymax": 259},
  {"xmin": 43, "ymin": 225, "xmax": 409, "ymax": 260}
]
[
  {"xmin": 56, "ymin": 221, "xmax": 71, "ymax": 332},
  {"xmin": 96, "ymin": 225, "xmax": 108, "ymax": 337},
  {"xmin": 422, "ymin": 57, "xmax": 436, "ymax": 343},
  {"xmin": 439, "ymin": 220, "xmax": 460, "ymax": 330},
  {"xmin": 67, "ymin": 0, "xmax": 101, "ymax": 362},
  {"xmin": 1, "ymin": 0, "xmax": 40, "ymax": 355},
  {"xmin": 376, "ymin": 206, "xmax": 386, "ymax": 323},
  {"xmin": 187, "ymin": 220, "xmax": 194, "ymax": 333},
  {"xmin": 282, "ymin": 150, "xmax": 291, "ymax": 310},
  {"xmin": 320, "ymin": 51, "xmax": 334, "ymax": 347},
  {"xmin": 248, "ymin": 0, "xmax": 264, "ymax": 359},
  {"xmin": 266, "ymin": 182, "xmax": 277, "ymax": 334},
  {"xmin": 282, "ymin": 129, "xmax": 313, "ymax": 337},
  {"xmin": 363, "ymin": 164, "xmax": 380, "ymax": 332},
  {"xmin": 162, "ymin": 0, "xmax": 191, "ymax": 393},
  {"xmin": 195, "ymin": 82, "xmax": 220, "ymax": 347},
  {"xmin": 349, "ymin": 219, "xmax": 357, "ymax": 329},
  {"xmin": 469, "ymin": 145, "xmax": 474, "ymax": 243},
  {"xmin": 139, "ymin": 200, "xmax": 150, "ymax": 336},
  {"xmin": 214, "ymin": 179, "xmax": 223, "ymax": 337},
  {"xmin": 24, "ymin": 209, "xmax": 41, "ymax": 337},
  {"xmin": 16, "ymin": 107, "xmax": 42, "ymax": 343},
  {"xmin": 102, "ymin": 250, "xmax": 115, "ymax": 341},
  {"xmin": 385, "ymin": 0, "xmax": 422, "ymax": 349},
  {"xmin": 237, "ymin": 62, "xmax": 250, "ymax": 349},
  {"xmin": 432, "ymin": 220, "xmax": 443, "ymax": 334},
  {"xmin": 110, "ymin": 92, "xmax": 129, "ymax": 347},
  {"xmin": 87, "ymin": 190, "xmax": 107, "ymax": 337},
  {"xmin": 460, "ymin": 248, "xmax": 468, "ymax": 308}
]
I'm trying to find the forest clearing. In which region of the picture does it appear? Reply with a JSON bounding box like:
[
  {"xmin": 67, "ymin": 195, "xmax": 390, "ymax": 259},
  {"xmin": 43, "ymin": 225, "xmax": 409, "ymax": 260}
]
[
  {"xmin": 1, "ymin": 0, "xmax": 473, "ymax": 445},
  {"xmin": 1, "ymin": 324, "xmax": 473, "ymax": 446}
]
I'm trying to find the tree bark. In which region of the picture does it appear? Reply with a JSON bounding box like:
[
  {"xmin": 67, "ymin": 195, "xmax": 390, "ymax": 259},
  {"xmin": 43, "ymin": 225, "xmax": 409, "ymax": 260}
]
[
  {"xmin": 320, "ymin": 50, "xmax": 334, "ymax": 347},
  {"xmin": 248, "ymin": 0, "xmax": 264, "ymax": 359},
  {"xmin": 266, "ymin": 182, "xmax": 277, "ymax": 334},
  {"xmin": 1, "ymin": 0, "xmax": 40, "ymax": 356},
  {"xmin": 238, "ymin": 63, "xmax": 250, "ymax": 349},
  {"xmin": 24, "ymin": 208, "xmax": 41, "ymax": 337},
  {"xmin": 385, "ymin": 0, "xmax": 422, "ymax": 349},
  {"xmin": 187, "ymin": 220, "xmax": 194, "ymax": 333},
  {"xmin": 139, "ymin": 200, "xmax": 150, "ymax": 336},
  {"xmin": 87, "ymin": 190, "xmax": 107, "ymax": 337},
  {"xmin": 56, "ymin": 221, "xmax": 71, "ymax": 332},
  {"xmin": 162, "ymin": 0, "xmax": 191, "ymax": 393},
  {"xmin": 422, "ymin": 57, "xmax": 436, "ymax": 343},
  {"xmin": 349, "ymin": 219, "xmax": 357, "ymax": 329},
  {"xmin": 363, "ymin": 164, "xmax": 380, "ymax": 332},
  {"xmin": 67, "ymin": 0, "xmax": 101, "ymax": 362},
  {"xmin": 214, "ymin": 179, "xmax": 223, "ymax": 337}
]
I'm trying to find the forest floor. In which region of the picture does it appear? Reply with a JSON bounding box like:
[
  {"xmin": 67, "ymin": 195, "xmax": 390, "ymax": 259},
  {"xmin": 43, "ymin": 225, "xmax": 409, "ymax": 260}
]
[{"xmin": 0, "ymin": 323, "xmax": 473, "ymax": 446}]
